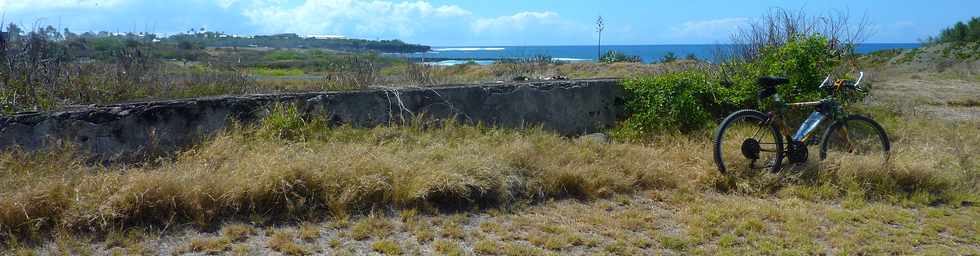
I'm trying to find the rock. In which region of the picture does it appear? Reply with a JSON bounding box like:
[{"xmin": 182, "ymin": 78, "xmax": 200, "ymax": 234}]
[
  {"xmin": 579, "ymin": 133, "xmax": 611, "ymax": 144},
  {"xmin": 542, "ymin": 75, "xmax": 569, "ymax": 81}
]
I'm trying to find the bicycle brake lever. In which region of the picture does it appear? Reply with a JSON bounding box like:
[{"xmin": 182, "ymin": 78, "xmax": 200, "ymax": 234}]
[{"xmin": 818, "ymin": 75, "xmax": 831, "ymax": 89}]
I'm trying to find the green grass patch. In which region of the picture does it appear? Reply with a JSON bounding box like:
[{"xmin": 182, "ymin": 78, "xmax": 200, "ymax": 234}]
[{"xmin": 249, "ymin": 67, "xmax": 305, "ymax": 77}]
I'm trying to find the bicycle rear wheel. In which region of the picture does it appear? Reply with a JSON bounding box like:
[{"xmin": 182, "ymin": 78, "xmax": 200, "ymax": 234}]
[
  {"xmin": 819, "ymin": 115, "xmax": 890, "ymax": 162},
  {"xmin": 714, "ymin": 110, "xmax": 784, "ymax": 174}
]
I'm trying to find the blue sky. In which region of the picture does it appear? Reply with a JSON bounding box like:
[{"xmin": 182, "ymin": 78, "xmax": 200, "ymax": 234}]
[{"xmin": 2, "ymin": 0, "xmax": 976, "ymax": 46}]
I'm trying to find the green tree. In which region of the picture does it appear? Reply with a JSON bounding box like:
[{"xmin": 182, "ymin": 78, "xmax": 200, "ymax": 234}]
[
  {"xmin": 177, "ymin": 40, "xmax": 196, "ymax": 50},
  {"xmin": 600, "ymin": 50, "xmax": 640, "ymax": 63},
  {"xmin": 660, "ymin": 52, "xmax": 677, "ymax": 63},
  {"xmin": 933, "ymin": 17, "xmax": 980, "ymax": 44},
  {"xmin": 5, "ymin": 23, "xmax": 22, "ymax": 40},
  {"xmin": 63, "ymin": 28, "xmax": 77, "ymax": 40},
  {"xmin": 685, "ymin": 53, "xmax": 698, "ymax": 61},
  {"xmin": 970, "ymin": 17, "xmax": 980, "ymax": 41}
]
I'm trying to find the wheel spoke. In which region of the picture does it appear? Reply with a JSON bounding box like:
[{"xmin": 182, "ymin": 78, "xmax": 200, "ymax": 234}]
[
  {"xmin": 714, "ymin": 111, "xmax": 783, "ymax": 174},
  {"xmin": 822, "ymin": 116, "xmax": 889, "ymax": 162}
]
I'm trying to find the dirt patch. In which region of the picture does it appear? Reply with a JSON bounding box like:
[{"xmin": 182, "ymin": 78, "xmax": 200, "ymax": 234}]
[
  {"xmin": 868, "ymin": 74, "xmax": 980, "ymax": 121},
  {"xmin": 30, "ymin": 192, "xmax": 979, "ymax": 255}
]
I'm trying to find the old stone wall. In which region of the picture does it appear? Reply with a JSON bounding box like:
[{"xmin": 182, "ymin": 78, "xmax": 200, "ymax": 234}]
[{"xmin": 0, "ymin": 79, "xmax": 624, "ymax": 160}]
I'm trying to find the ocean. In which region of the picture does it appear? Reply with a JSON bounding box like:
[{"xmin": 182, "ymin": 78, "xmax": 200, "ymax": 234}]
[{"xmin": 390, "ymin": 44, "xmax": 920, "ymax": 65}]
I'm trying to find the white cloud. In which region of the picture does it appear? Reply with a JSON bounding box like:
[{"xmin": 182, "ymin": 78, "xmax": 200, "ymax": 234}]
[
  {"xmin": 0, "ymin": 0, "xmax": 124, "ymax": 11},
  {"xmin": 669, "ymin": 17, "xmax": 749, "ymax": 42},
  {"xmin": 432, "ymin": 5, "xmax": 471, "ymax": 17},
  {"xmin": 240, "ymin": 0, "xmax": 471, "ymax": 37},
  {"xmin": 216, "ymin": 0, "xmax": 240, "ymax": 9},
  {"xmin": 472, "ymin": 11, "xmax": 561, "ymax": 33}
]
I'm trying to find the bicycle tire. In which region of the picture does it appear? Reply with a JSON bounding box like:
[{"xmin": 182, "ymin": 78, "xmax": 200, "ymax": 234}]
[
  {"xmin": 714, "ymin": 109, "xmax": 785, "ymax": 174},
  {"xmin": 819, "ymin": 114, "xmax": 891, "ymax": 161}
]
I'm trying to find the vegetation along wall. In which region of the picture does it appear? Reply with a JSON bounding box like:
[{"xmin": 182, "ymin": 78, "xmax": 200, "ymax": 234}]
[{"xmin": 0, "ymin": 79, "xmax": 624, "ymax": 160}]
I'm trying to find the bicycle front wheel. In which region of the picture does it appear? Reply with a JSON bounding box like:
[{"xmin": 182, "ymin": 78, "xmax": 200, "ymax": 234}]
[
  {"xmin": 714, "ymin": 110, "xmax": 784, "ymax": 174},
  {"xmin": 819, "ymin": 115, "xmax": 891, "ymax": 162}
]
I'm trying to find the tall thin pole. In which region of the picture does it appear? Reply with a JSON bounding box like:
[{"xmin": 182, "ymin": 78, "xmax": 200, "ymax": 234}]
[{"xmin": 596, "ymin": 16, "xmax": 604, "ymax": 61}]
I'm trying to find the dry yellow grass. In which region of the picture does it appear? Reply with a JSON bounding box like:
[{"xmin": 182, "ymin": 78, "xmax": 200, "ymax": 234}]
[
  {"xmin": 222, "ymin": 224, "xmax": 256, "ymax": 241},
  {"xmin": 267, "ymin": 229, "xmax": 311, "ymax": 255},
  {"xmin": 0, "ymin": 113, "xmax": 684, "ymax": 242},
  {"xmin": 1, "ymin": 66, "xmax": 978, "ymax": 254},
  {"xmin": 374, "ymin": 60, "xmax": 707, "ymax": 86},
  {"xmin": 370, "ymin": 239, "xmax": 402, "ymax": 255}
]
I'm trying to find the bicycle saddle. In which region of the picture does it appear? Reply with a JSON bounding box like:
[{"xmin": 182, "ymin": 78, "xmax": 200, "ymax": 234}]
[
  {"xmin": 757, "ymin": 76, "xmax": 788, "ymax": 98},
  {"xmin": 757, "ymin": 76, "xmax": 789, "ymax": 88}
]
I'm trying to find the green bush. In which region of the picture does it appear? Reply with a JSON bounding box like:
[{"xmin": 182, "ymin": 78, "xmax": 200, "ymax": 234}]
[
  {"xmin": 264, "ymin": 51, "xmax": 305, "ymax": 61},
  {"xmin": 724, "ymin": 35, "xmax": 839, "ymax": 104},
  {"xmin": 619, "ymin": 71, "xmax": 718, "ymax": 135},
  {"xmin": 659, "ymin": 52, "xmax": 678, "ymax": 63},
  {"xmin": 600, "ymin": 50, "xmax": 641, "ymax": 63},
  {"xmin": 250, "ymin": 67, "xmax": 304, "ymax": 77},
  {"xmin": 618, "ymin": 34, "xmax": 840, "ymax": 136},
  {"xmin": 256, "ymin": 103, "xmax": 324, "ymax": 141},
  {"xmin": 758, "ymin": 35, "xmax": 839, "ymax": 102}
]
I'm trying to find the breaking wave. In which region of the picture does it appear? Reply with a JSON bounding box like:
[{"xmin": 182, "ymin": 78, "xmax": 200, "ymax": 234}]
[{"xmin": 432, "ymin": 47, "xmax": 506, "ymax": 52}]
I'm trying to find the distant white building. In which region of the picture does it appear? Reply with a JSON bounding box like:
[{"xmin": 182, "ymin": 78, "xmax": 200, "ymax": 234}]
[{"xmin": 307, "ymin": 35, "xmax": 346, "ymax": 40}]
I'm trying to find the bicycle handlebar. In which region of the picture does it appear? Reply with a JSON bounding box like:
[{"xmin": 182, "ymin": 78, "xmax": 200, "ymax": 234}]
[
  {"xmin": 854, "ymin": 72, "xmax": 864, "ymax": 88},
  {"xmin": 819, "ymin": 72, "xmax": 867, "ymax": 93},
  {"xmin": 819, "ymin": 75, "xmax": 832, "ymax": 89}
]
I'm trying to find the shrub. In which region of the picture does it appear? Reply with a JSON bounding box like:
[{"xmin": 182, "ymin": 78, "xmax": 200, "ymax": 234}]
[
  {"xmin": 620, "ymin": 71, "xmax": 718, "ymax": 134},
  {"xmin": 619, "ymin": 34, "xmax": 839, "ymax": 136},
  {"xmin": 256, "ymin": 103, "xmax": 324, "ymax": 141},
  {"xmin": 264, "ymin": 50, "xmax": 305, "ymax": 61},
  {"xmin": 722, "ymin": 34, "xmax": 841, "ymax": 106},
  {"xmin": 600, "ymin": 50, "xmax": 641, "ymax": 63},
  {"xmin": 757, "ymin": 35, "xmax": 839, "ymax": 102},
  {"xmin": 685, "ymin": 53, "xmax": 698, "ymax": 61},
  {"xmin": 250, "ymin": 67, "xmax": 304, "ymax": 77},
  {"xmin": 659, "ymin": 52, "xmax": 678, "ymax": 63}
]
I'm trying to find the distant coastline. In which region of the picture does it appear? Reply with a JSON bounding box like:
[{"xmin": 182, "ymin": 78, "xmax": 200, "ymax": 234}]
[{"xmin": 391, "ymin": 43, "xmax": 921, "ymax": 65}]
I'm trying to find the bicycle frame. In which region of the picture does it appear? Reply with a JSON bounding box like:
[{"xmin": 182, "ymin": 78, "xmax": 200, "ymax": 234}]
[
  {"xmin": 768, "ymin": 72, "xmax": 864, "ymax": 145},
  {"xmin": 713, "ymin": 71, "xmax": 884, "ymax": 174}
]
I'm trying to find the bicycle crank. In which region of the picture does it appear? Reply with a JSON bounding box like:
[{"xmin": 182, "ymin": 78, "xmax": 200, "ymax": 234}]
[{"xmin": 787, "ymin": 141, "xmax": 808, "ymax": 163}]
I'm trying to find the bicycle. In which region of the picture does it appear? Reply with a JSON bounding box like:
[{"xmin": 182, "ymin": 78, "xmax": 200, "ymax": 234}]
[{"xmin": 713, "ymin": 72, "xmax": 891, "ymax": 174}]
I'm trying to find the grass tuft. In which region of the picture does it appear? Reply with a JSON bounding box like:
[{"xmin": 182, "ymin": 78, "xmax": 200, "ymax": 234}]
[
  {"xmin": 432, "ymin": 239, "xmax": 465, "ymax": 255},
  {"xmin": 267, "ymin": 229, "xmax": 310, "ymax": 255},
  {"xmin": 221, "ymin": 224, "xmax": 256, "ymax": 242},
  {"xmin": 371, "ymin": 239, "xmax": 402, "ymax": 255}
]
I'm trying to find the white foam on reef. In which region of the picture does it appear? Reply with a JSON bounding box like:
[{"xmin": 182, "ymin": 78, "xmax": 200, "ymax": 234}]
[
  {"xmin": 432, "ymin": 47, "xmax": 506, "ymax": 52},
  {"xmin": 425, "ymin": 60, "xmax": 496, "ymax": 66},
  {"xmin": 553, "ymin": 58, "xmax": 591, "ymax": 62}
]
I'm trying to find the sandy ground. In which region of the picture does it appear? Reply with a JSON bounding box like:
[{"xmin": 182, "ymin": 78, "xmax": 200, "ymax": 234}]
[
  {"xmin": 868, "ymin": 72, "xmax": 980, "ymax": 122},
  {"xmin": 33, "ymin": 191, "xmax": 980, "ymax": 255}
]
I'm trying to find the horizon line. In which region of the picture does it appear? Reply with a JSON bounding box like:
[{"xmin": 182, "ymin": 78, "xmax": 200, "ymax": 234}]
[{"xmin": 426, "ymin": 42, "xmax": 921, "ymax": 47}]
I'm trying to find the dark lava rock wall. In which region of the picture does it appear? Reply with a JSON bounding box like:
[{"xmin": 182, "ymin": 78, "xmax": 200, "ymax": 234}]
[{"xmin": 0, "ymin": 79, "xmax": 624, "ymax": 159}]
